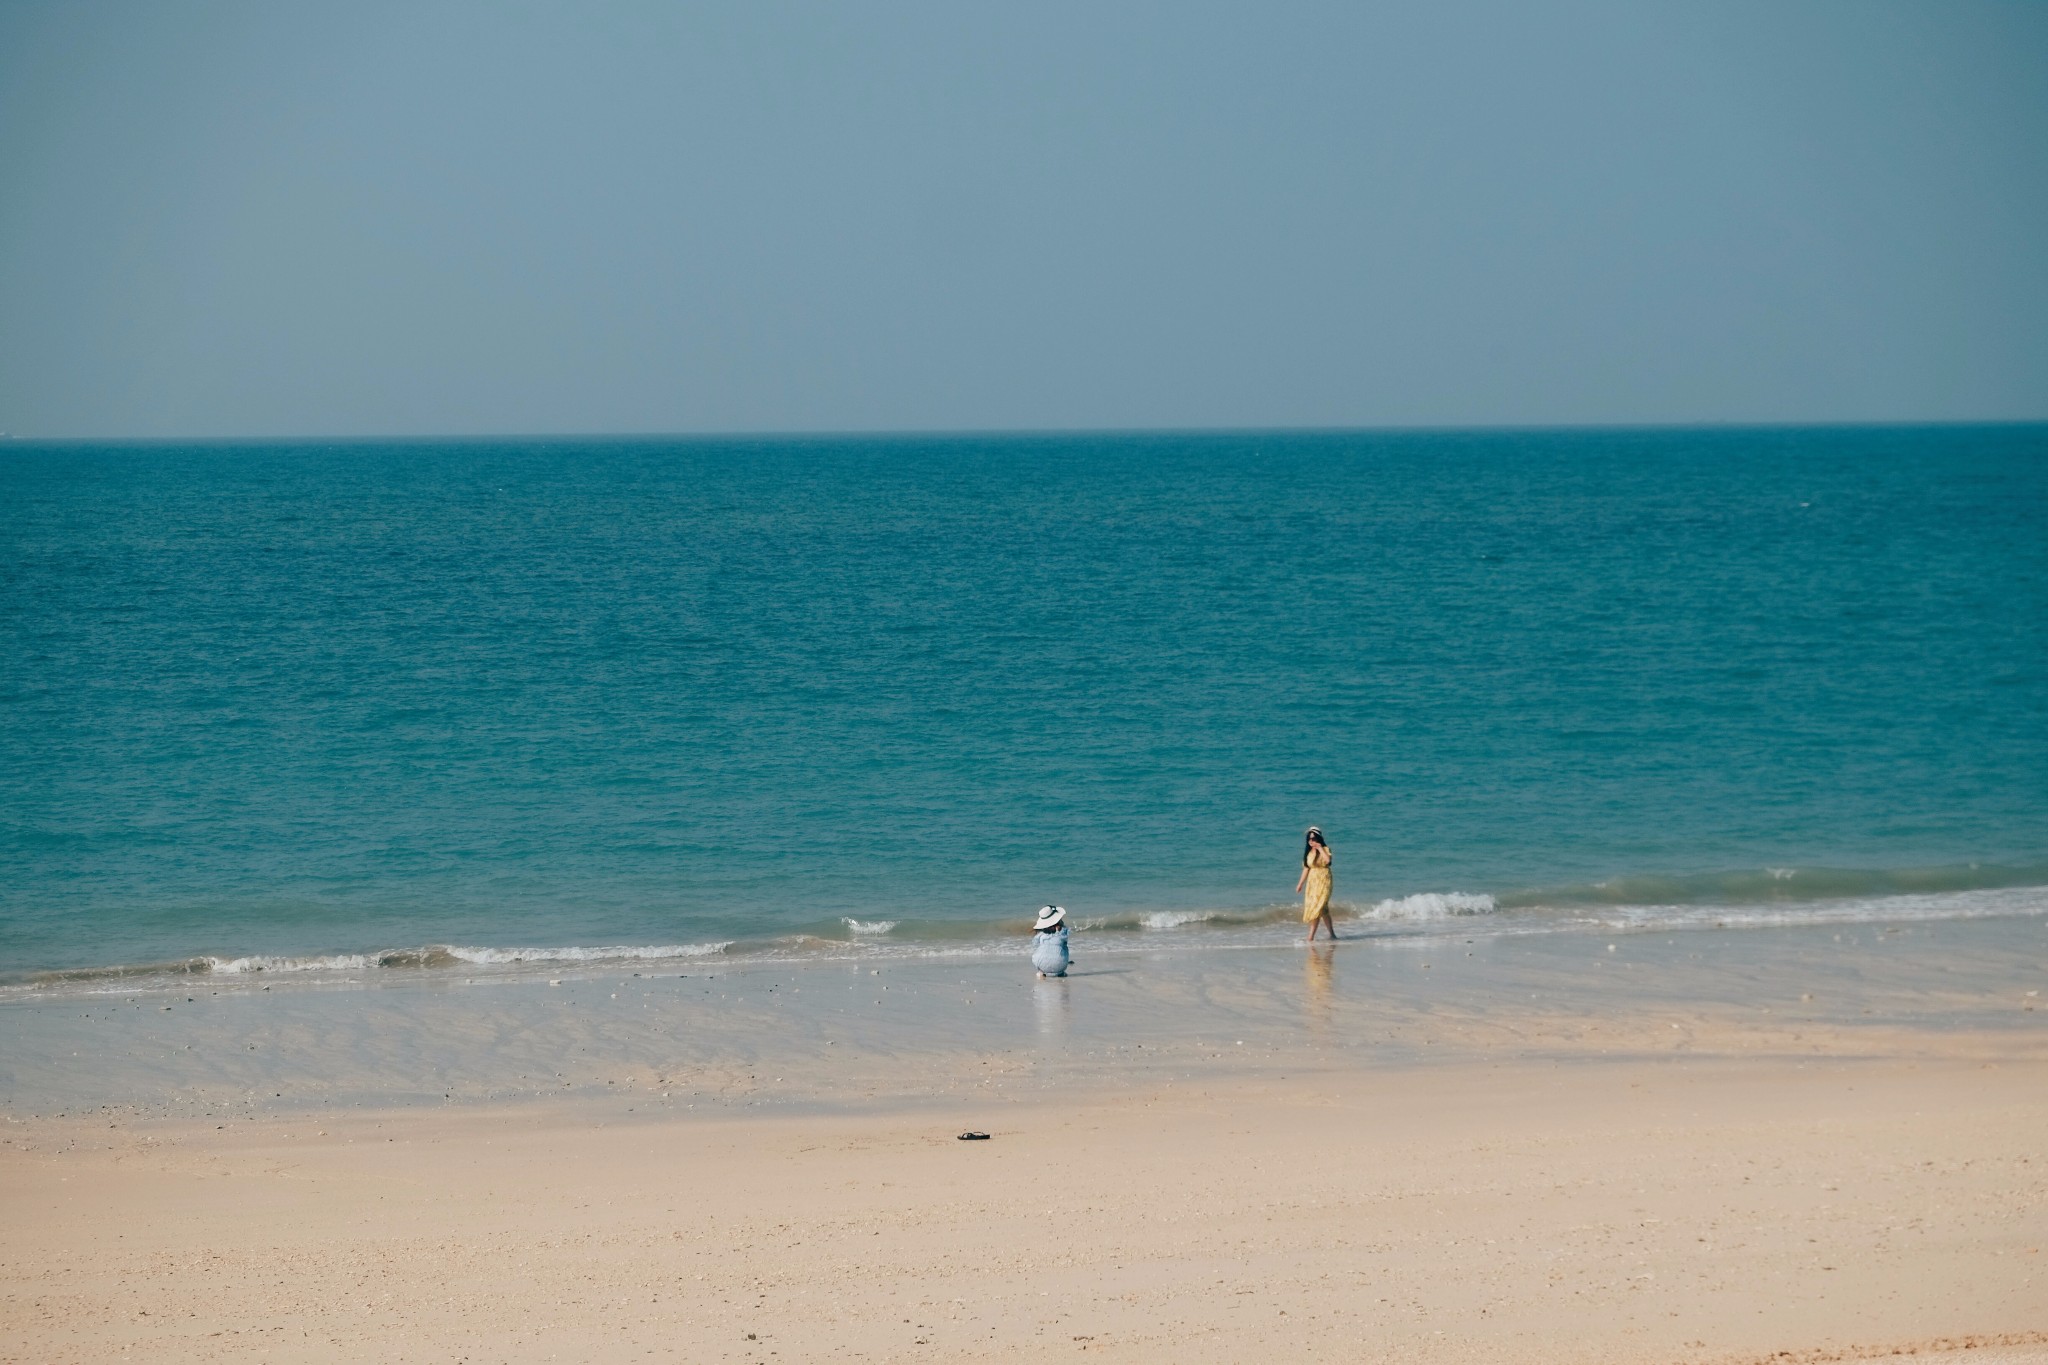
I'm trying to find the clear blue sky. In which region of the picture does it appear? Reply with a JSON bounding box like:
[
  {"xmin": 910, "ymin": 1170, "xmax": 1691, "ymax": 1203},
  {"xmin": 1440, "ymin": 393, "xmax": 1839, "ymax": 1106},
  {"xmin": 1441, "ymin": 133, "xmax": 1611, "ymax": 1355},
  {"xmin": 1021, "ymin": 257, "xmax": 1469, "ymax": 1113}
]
[{"xmin": 1, "ymin": 1, "xmax": 2044, "ymax": 437}]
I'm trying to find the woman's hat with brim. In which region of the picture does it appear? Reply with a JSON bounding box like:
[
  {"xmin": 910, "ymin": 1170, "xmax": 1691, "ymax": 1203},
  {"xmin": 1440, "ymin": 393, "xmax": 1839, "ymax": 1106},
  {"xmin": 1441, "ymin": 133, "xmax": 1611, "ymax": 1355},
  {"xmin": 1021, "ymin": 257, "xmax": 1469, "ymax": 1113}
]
[{"xmin": 1034, "ymin": 905, "xmax": 1066, "ymax": 931}]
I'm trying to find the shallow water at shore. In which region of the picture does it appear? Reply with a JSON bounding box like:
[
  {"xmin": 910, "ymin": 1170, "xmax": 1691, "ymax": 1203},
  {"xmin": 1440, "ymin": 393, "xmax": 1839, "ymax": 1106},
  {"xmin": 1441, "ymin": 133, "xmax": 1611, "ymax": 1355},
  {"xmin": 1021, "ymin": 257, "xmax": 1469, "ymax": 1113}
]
[
  {"xmin": 6, "ymin": 912, "xmax": 2042, "ymax": 1121},
  {"xmin": 14, "ymin": 871, "xmax": 2045, "ymax": 993}
]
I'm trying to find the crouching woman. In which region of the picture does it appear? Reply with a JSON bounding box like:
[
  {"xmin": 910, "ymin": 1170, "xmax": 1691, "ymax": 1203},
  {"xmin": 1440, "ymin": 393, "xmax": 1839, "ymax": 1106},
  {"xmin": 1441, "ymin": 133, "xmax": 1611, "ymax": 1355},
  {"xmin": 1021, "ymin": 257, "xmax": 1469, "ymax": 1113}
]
[{"xmin": 1030, "ymin": 905, "xmax": 1070, "ymax": 978}]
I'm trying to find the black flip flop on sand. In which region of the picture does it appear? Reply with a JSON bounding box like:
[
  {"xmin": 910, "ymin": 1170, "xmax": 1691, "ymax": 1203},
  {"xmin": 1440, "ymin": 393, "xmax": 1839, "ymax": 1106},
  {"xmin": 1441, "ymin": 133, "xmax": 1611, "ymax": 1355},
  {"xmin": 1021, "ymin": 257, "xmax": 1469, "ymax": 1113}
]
[{"xmin": 957, "ymin": 1131, "xmax": 990, "ymax": 1141}]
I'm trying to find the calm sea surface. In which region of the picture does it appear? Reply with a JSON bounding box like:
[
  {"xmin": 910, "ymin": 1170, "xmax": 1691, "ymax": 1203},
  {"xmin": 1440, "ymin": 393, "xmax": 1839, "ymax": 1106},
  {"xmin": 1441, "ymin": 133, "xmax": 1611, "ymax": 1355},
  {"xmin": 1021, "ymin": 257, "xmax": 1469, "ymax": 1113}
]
[{"xmin": 2, "ymin": 428, "xmax": 2044, "ymax": 980}]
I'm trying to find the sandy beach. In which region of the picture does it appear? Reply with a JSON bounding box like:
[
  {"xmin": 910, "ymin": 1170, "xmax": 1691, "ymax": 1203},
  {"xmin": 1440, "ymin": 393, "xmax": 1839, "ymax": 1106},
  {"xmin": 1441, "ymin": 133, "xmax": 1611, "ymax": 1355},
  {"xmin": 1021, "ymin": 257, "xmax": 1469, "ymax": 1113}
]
[
  {"xmin": 4, "ymin": 918, "xmax": 2046, "ymax": 1364},
  {"xmin": 3, "ymin": 1055, "xmax": 2044, "ymax": 1364}
]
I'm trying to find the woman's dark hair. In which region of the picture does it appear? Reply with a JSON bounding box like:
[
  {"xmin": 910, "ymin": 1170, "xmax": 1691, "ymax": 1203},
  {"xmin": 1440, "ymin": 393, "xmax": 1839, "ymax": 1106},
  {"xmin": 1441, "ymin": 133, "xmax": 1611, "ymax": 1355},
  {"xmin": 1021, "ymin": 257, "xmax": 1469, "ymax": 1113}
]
[{"xmin": 1303, "ymin": 828, "xmax": 1326, "ymax": 865}]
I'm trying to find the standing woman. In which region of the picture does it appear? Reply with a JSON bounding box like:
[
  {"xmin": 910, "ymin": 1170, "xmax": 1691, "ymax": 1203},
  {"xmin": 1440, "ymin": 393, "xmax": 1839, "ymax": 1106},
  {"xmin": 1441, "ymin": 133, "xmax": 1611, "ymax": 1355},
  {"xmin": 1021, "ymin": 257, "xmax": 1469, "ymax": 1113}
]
[{"xmin": 1296, "ymin": 827, "xmax": 1335, "ymax": 941}]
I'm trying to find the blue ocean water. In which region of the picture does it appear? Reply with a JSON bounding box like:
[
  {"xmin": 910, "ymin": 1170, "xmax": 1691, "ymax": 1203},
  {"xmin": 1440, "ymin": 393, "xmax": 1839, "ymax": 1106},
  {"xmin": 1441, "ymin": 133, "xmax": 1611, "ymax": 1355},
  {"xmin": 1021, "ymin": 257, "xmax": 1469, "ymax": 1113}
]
[{"xmin": 2, "ymin": 427, "xmax": 2044, "ymax": 980}]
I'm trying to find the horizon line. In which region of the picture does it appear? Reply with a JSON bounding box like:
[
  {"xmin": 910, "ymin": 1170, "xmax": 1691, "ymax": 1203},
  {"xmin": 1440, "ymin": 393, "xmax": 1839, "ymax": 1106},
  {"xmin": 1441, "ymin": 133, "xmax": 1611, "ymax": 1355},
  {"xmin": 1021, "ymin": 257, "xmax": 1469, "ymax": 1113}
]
[{"xmin": 4, "ymin": 417, "xmax": 2047, "ymax": 446}]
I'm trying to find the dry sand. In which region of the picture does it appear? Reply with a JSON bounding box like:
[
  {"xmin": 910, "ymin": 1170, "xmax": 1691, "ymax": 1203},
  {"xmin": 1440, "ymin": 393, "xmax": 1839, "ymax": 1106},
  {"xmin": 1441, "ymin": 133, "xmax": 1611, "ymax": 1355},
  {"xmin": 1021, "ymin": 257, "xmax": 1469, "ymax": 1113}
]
[{"xmin": 4, "ymin": 1052, "xmax": 2044, "ymax": 1364}]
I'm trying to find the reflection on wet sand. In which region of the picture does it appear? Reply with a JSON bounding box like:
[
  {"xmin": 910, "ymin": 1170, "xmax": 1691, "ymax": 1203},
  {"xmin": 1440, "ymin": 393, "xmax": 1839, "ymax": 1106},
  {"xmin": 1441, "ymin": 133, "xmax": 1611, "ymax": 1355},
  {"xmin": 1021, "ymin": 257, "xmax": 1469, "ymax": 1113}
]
[
  {"xmin": 1305, "ymin": 943, "xmax": 1335, "ymax": 1033},
  {"xmin": 1033, "ymin": 974, "xmax": 1069, "ymax": 1041}
]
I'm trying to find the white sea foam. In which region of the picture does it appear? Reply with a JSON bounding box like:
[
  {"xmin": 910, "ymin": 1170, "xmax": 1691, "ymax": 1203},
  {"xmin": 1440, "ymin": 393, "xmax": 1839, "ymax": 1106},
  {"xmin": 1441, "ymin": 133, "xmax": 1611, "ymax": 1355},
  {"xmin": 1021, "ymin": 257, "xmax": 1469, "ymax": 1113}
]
[
  {"xmin": 1140, "ymin": 909, "xmax": 1217, "ymax": 929},
  {"xmin": 201, "ymin": 942, "xmax": 733, "ymax": 974},
  {"xmin": 1583, "ymin": 884, "xmax": 2048, "ymax": 933},
  {"xmin": 445, "ymin": 942, "xmax": 730, "ymax": 965},
  {"xmin": 841, "ymin": 919, "xmax": 899, "ymax": 935},
  {"xmin": 208, "ymin": 953, "xmax": 374, "ymax": 974},
  {"xmin": 1361, "ymin": 892, "xmax": 1498, "ymax": 921}
]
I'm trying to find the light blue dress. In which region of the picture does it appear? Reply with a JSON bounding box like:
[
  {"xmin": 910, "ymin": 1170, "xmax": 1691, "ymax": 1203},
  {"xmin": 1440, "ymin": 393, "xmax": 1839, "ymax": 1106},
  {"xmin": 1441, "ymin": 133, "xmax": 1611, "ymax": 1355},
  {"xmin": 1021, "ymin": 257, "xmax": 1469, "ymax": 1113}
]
[{"xmin": 1031, "ymin": 925, "xmax": 1070, "ymax": 977}]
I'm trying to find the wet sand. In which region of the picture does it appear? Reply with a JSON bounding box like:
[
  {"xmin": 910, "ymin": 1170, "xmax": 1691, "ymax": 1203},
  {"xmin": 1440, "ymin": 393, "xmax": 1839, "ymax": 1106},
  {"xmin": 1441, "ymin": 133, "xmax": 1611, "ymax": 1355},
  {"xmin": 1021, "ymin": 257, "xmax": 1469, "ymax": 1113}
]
[
  {"xmin": 4, "ymin": 914, "xmax": 2043, "ymax": 1118},
  {"xmin": 3, "ymin": 917, "xmax": 2045, "ymax": 1362}
]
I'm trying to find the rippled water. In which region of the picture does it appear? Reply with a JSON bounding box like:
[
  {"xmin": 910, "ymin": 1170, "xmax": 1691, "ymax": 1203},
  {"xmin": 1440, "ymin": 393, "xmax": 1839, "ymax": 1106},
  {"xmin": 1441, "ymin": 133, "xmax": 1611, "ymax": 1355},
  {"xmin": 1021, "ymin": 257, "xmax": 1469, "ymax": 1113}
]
[{"xmin": 3, "ymin": 426, "xmax": 2044, "ymax": 979}]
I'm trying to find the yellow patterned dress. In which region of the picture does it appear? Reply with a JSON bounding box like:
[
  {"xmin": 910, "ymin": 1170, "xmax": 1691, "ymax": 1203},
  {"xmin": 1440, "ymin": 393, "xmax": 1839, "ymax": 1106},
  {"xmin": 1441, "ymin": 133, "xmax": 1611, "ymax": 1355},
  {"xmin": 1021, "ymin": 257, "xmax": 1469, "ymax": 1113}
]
[{"xmin": 1301, "ymin": 850, "xmax": 1333, "ymax": 922}]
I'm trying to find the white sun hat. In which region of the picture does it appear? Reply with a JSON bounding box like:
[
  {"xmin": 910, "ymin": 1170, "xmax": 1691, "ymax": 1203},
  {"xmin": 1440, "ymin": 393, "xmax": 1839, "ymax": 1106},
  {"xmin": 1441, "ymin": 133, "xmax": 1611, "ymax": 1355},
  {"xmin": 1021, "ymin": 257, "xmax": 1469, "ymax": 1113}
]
[{"xmin": 1033, "ymin": 905, "xmax": 1067, "ymax": 931}]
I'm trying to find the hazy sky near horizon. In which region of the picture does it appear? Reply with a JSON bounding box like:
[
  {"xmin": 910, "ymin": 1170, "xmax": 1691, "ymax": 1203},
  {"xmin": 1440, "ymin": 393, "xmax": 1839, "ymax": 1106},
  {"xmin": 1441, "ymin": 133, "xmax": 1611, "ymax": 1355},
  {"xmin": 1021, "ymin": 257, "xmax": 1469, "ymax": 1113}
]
[{"xmin": 2, "ymin": 2, "xmax": 2044, "ymax": 438}]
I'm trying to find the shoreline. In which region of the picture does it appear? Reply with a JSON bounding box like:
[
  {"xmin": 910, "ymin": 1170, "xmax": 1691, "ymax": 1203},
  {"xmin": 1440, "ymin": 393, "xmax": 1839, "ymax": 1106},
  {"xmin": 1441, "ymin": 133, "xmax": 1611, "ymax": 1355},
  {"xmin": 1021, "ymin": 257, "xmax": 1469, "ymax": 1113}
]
[
  {"xmin": 4, "ymin": 912, "xmax": 2044, "ymax": 1122},
  {"xmin": 4, "ymin": 913, "xmax": 2043, "ymax": 1362},
  {"xmin": 10, "ymin": 868, "xmax": 2047, "ymax": 994}
]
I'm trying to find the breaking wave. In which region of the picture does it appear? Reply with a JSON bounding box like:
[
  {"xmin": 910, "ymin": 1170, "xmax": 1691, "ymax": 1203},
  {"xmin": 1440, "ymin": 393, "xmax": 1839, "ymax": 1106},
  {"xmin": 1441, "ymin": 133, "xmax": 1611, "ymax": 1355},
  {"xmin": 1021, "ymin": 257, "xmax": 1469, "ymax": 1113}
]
[
  {"xmin": 25, "ymin": 940, "xmax": 732, "ymax": 987},
  {"xmin": 1138, "ymin": 909, "xmax": 1223, "ymax": 929},
  {"xmin": 1360, "ymin": 892, "xmax": 1498, "ymax": 920}
]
